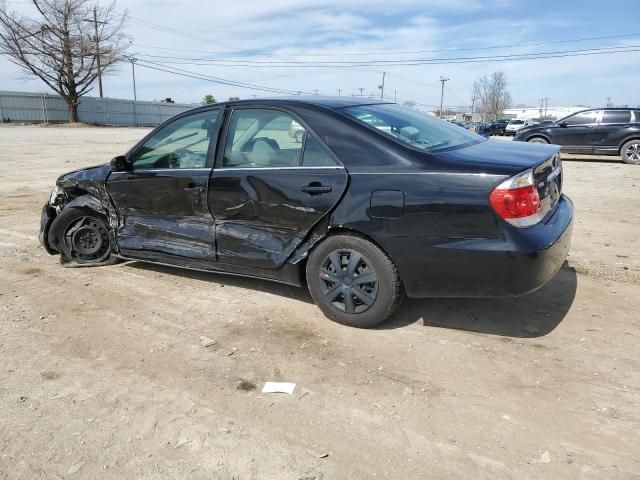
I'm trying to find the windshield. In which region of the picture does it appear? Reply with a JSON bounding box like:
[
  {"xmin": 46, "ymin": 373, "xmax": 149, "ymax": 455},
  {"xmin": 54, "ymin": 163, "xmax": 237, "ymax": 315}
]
[
  {"xmin": 510, "ymin": 120, "xmax": 524, "ymax": 125},
  {"xmin": 342, "ymin": 103, "xmax": 484, "ymax": 152}
]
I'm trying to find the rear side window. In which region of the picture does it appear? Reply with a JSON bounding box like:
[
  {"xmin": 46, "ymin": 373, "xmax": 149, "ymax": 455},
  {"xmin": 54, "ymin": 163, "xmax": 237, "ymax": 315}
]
[
  {"xmin": 302, "ymin": 135, "xmax": 337, "ymax": 167},
  {"xmin": 602, "ymin": 110, "xmax": 632, "ymax": 124},
  {"xmin": 563, "ymin": 111, "xmax": 599, "ymax": 126}
]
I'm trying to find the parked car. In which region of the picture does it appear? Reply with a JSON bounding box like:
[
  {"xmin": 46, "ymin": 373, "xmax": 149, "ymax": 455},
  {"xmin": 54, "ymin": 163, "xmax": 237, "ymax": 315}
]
[
  {"xmin": 482, "ymin": 121, "xmax": 508, "ymax": 136},
  {"xmin": 288, "ymin": 119, "xmax": 305, "ymax": 143},
  {"xmin": 514, "ymin": 108, "xmax": 640, "ymax": 164},
  {"xmin": 505, "ymin": 119, "xmax": 538, "ymax": 135},
  {"xmin": 39, "ymin": 97, "xmax": 573, "ymax": 328}
]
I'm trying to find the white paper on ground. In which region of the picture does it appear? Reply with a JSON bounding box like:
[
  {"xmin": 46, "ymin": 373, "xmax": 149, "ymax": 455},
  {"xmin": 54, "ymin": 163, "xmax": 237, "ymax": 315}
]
[{"xmin": 261, "ymin": 381, "xmax": 296, "ymax": 395}]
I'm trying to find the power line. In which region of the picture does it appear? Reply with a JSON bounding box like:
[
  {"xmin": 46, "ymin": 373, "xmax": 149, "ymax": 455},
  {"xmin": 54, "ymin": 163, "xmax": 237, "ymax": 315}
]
[
  {"xmin": 133, "ymin": 59, "xmax": 312, "ymax": 96},
  {"xmin": 130, "ymin": 45, "xmax": 640, "ymax": 68},
  {"xmin": 130, "ymin": 32, "xmax": 640, "ymax": 58}
]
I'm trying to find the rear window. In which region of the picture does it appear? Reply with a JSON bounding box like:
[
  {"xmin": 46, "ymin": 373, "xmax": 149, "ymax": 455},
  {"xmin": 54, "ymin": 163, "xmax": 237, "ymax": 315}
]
[
  {"xmin": 341, "ymin": 103, "xmax": 484, "ymax": 153},
  {"xmin": 510, "ymin": 120, "xmax": 524, "ymax": 124},
  {"xmin": 602, "ymin": 110, "xmax": 631, "ymax": 124}
]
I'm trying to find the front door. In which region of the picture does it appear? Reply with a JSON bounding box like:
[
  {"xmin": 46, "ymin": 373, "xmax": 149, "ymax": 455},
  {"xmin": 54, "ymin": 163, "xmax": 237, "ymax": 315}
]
[
  {"xmin": 550, "ymin": 110, "xmax": 600, "ymax": 153},
  {"xmin": 208, "ymin": 107, "xmax": 348, "ymax": 269},
  {"xmin": 107, "ymin": 109, "xmax": 221, "ymax": 261}
]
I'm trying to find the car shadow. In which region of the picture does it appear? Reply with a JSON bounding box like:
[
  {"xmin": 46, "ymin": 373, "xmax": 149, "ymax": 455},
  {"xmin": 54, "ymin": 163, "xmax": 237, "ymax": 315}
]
[
  {"xmin": 124, "ymin": 262, "xmax": 577, "ymax": 338},
  {"xmin": 123, "ymin": 261, "xmax": 315, "ymax": 304},
  {"xmin": 379, "ymin": 267, "xmax": 578, "ymax": 338}
]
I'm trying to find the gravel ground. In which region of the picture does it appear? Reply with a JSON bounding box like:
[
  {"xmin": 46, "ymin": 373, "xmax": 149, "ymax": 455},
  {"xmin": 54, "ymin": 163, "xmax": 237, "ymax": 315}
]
[{"xmin": 0, "ymin": 125, "xmax": 639, "ymax": 480}]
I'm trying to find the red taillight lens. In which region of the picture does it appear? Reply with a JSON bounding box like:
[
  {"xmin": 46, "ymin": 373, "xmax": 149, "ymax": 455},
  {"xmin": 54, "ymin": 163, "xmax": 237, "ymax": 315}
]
[
  {"xmin": 490, "ymin": 184, "xmax": 541, "ymax": 219},
  {"xmin": 489, "ymin": 169, "xmax": 542, "ymax": 227}
]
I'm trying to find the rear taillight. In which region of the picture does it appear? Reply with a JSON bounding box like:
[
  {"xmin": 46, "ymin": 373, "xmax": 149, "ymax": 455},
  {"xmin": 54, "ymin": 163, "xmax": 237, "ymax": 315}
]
[{"xmin": 489, "ymin": 169, "xmax": 543, "ymax": 228}]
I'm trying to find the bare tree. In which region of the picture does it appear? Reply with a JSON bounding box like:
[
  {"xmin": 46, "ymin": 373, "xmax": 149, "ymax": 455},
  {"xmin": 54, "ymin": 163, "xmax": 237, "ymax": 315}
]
[
  {"xmin": 472, "ymin": 71, "xmax": 512, "ymax": 122},
  {"xmin": 0, "ymin": 0, "xmax": 127, "ymax": 122}
]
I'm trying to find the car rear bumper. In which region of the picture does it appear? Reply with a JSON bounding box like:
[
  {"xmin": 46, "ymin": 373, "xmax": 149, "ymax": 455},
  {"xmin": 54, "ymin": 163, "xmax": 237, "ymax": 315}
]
[{"xmin": 397, "ymin": 195, "xmax": 574, "ymax": 298}]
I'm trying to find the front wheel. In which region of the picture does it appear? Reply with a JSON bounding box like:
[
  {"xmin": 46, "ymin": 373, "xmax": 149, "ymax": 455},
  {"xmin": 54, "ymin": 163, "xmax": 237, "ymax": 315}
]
[
  {"xmin": 49, "ymin": 207, "xmax": 116, "ymax": 266},
  {"xmin": 527, "ymin": 137, "xmax": 549, "ymax": 144},
  {"xmin": 306, "ymin": 235, "xmax": 403, "ymax": 328},
  {"xmin": 621, "ymin": 139, "xmax": 640, "ymax": 164}
]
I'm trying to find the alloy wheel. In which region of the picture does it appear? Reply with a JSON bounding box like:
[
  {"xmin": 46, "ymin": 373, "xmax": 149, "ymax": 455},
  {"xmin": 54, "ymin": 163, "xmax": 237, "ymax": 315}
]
[
  {"xmin": 319, "ymin": 249, "xmax": 378, "ymax": 314},
  {"xmin": 624, "ymin": 142, "xmax": 640, "ymax": 162}
]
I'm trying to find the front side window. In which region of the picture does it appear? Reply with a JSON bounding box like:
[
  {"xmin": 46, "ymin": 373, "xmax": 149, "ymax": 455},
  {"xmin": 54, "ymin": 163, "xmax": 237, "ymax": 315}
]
[
  {"xmin": 342, "ymin": 103, "xmax": 483, "ymax": 152},
  {"xmin": 601, "ymin": 110, "xmax": 631, "ymax": 124},
  {"xmin": 223, "ymin": 109, "xmax": 305, "ymax": 168},
  {"xmin": 561, "ymin": 111, "xmax": 599, "ymax": 126},
  {"xmin": 131, "ymin": 110, "xmax": 219, "ymax": 169}
]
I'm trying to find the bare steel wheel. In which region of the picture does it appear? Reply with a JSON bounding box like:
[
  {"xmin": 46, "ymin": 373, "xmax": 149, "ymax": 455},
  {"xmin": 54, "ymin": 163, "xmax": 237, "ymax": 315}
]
[
  {"xmin": 621, "ymin": 140, "xmax": 640, "ymax": 165},
  {"xmin": 319, "ymin": 249, "xmax": 378, "ymax": 314},
  {"xmin": 65, "ymin": 216, "xmax": 111, "ymax": 263},
  {"xmin": 306, "ymin": 234, "xmax": 403, "ymax": 328}
]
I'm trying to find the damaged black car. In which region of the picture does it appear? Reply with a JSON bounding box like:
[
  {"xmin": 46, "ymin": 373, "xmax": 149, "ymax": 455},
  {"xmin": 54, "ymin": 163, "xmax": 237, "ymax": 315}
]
[{"xmin": 40, "ymin": 97, "xmax": 573, "ymax": 328}]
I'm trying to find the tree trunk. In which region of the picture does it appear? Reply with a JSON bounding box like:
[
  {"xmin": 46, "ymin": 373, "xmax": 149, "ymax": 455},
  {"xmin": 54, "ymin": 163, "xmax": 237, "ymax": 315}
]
[{"xmin": 66, "ymin": 97, "xmax": 79, "ymax": 123}]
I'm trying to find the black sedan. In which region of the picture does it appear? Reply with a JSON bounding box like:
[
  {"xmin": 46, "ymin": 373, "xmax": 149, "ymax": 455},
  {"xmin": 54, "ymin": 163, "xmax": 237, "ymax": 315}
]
[
  {"xmin": 513, "ymin": 108, "xmax": 640, "ymax": 164},
  {"xmin": 40, "ymin": 97, "xmax": 573, "ymax": 328}
]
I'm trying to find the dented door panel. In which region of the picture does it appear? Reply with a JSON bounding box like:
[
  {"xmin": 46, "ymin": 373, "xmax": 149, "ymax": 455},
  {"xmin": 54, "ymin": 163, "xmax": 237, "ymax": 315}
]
[
  {"xmin": 107, "ymin": 168, "xmax": 216, "ymax": 260},
  {"xmin": 208, "ymin": 168, "xmax": 348, "ymax": 269}
]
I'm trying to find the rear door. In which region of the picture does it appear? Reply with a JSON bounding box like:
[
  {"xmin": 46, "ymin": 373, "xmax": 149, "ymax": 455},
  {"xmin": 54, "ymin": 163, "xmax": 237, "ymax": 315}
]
[
  {"xmin": 590, "ymin": 110, "xmax": 633, "ymax": 153},
  {"xmin": 549, "ymin": 110, "xmax": 600, "ymax": 153},
  {"xmin": 107, "ymin": 109, "xmax": 221, "ymax": 260},
  {"xmin": 208, "ymin": 107, "xmax": 348, "ymax": 269}
]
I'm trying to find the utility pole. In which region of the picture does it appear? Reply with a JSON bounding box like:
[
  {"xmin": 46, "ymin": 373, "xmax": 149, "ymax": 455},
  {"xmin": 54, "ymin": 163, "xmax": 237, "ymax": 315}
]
[
  {"xmin": 394, "ymin": 90, "xmax": 397, "ymax": 102},
  {"xmin": 129, "ymin": 57, "xmax": 137, "ymax": 127},
  {"xmin": 129, "ymin": 57, "xmax": 137, "ymax": 101},
  {"xmin": 606, "ymin": 96, "xmax": 613, "ymax": 107},
  {"xmin": 313, "ymin": 89, "xmax": 319, "ymax": 95},
  {"xmin": 358, "ymin": 87, "xmax": 365, "ymax": 97},
  {"xmin": 439, "ymin": 76, "xmax": 450, "ymax": 118},
  {"xmin": 378, "ymin": 71, "xmax": 387, "ymax": 100},
  {"xmin": 92, "ymin": 8, "xmax": 102, "ymax": 97},
  {"xmin": 544, "ymin": 97, "xmax": 549, "ymax": 119},
  {"xmin": 539, "ymin": 98, "xmax": 544, "ymax": 121},
  {"xmin": 83, "ymin": 8, "xmax": 106, "ymax": 97},
  {"xmin": 337, "ymin": 88, "xmax": 342, "ymax": 96},
  {"xmin": 470, "ymin": 94, "xmax": 476, "ymax": 121}
]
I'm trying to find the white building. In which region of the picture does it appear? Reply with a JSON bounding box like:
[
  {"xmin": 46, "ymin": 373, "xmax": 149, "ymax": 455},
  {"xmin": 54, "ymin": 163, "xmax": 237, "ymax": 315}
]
[{"xmin": 502, "ymin": 106, "xmax": 587, "ymax": 121}]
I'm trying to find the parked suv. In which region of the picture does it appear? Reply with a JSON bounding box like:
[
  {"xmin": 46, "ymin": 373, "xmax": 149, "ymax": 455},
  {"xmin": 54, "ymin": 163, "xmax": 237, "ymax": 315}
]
[{"xmin": 514, "ymin": 108, "xmax": 640, "ymax": 164}]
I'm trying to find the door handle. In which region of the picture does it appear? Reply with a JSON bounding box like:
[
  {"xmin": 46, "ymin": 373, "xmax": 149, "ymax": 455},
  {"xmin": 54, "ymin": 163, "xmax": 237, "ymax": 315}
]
[
  {"xmin": 184, "ymin": 182, "xmax": 203, "ymax": 192},
  {"xmin": 302, "ymin": 183, "xmax": 332, "ymax": 195}
]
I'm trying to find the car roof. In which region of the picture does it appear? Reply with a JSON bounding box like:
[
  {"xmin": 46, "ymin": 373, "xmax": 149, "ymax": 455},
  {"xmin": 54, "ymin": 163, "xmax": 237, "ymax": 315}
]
[{"xmin": 187, "ymin": 96, "xmax": 392, "ymax": 114}]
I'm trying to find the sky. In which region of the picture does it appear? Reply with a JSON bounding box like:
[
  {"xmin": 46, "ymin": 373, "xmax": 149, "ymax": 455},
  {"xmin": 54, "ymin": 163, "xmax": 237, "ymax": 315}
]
[{"xmin": 1, "ymin": 0, "xmax": 639, "ymax": 110}]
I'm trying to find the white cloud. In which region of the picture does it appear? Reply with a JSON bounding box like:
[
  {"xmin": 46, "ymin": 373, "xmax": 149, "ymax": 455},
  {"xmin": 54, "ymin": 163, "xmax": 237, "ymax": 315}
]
[{"xmin": 1, "ymin": 0, "xmax": 639, "ymax": 108}]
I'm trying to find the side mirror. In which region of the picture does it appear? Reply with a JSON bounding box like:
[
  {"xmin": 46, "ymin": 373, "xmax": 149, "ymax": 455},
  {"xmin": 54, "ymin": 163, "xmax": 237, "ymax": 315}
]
[
  {"xmin": 557, "ymin": 121, "xmax": 568, "ymax": 128},
  {"xmin": 110, "ymin": 155, "xmax": 130, "ymax": 172}
]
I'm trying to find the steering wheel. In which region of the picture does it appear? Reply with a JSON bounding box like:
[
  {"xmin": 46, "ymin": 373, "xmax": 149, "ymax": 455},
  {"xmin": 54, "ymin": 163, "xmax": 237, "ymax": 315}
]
[{"xmin": 168, "ymin": 147, "xmax": 196, "ymax": 168}]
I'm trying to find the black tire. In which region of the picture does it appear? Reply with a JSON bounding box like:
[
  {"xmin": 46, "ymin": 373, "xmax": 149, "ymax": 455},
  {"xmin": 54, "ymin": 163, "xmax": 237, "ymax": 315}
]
[
  {"xmin": 527, "ymin": 136, "xmax": 549, "ymax": 144},
  {"xmin": 48, "ymin": 207, "xmax": 116, "ymax": 266},
  {"xmin": 306, "ymin": 234, "xmax": 403, "ymax": 328},
  {"xmin": 620, "ymin": 139, "xmax": 640, "ymax": 165}
]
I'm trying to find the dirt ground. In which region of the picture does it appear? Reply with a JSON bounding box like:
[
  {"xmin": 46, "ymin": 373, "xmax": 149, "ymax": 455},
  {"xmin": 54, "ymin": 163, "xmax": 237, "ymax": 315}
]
[{"xmin": 0, "ymin": 125, "xmax": 639, "ymax": 480}]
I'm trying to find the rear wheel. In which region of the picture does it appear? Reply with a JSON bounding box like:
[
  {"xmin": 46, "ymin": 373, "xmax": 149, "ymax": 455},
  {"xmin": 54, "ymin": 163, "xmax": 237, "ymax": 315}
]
[
  {"xmin": 621, "ymin": 139, "xmax": 640, "ymax": 164},
  {"xmin": 527, "ymin": 136, "xmax": 549, "ymax": 144},
  {"xmin": 306, "ymin": 234, "xmax": 403, "ymax": 328}
]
